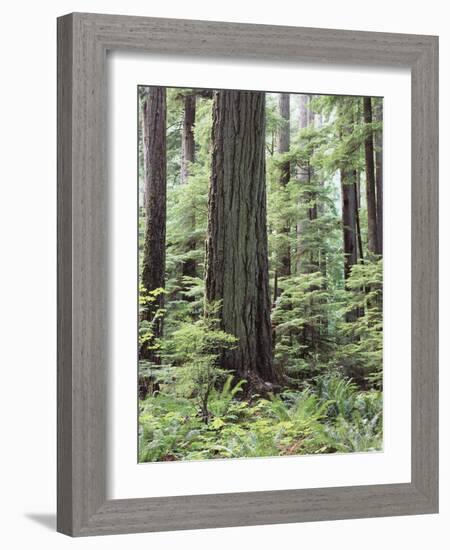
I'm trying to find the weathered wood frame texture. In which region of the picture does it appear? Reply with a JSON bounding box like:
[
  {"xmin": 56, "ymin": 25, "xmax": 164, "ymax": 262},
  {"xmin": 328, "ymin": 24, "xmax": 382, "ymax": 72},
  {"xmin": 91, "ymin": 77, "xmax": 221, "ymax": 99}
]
[{"xmin": 57, "ymin": 12, "xmax": 439, "ymax": 537}]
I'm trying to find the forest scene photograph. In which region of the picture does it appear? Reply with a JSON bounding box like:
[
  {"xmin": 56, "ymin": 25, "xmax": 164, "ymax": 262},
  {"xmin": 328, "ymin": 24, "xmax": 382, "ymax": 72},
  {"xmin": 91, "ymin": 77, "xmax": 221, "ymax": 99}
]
[{"xmin": 138, "ymin": 85, "xmax": 383, "ymax": 463}]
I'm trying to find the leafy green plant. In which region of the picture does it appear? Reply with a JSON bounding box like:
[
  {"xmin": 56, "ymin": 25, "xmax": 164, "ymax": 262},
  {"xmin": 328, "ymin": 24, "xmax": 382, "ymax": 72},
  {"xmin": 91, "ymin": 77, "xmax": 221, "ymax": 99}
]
[
  {"xmin": 272, "ymin": 272, "xmax": 338, "ymax": 379},
  {"xmin": 314, "ymin": 373, "xmax": 359, "ymax": 419},
  {"xmin": 337, "ymin": 259, "xmax": 383, "ymax": 387},
  {"xmin": 208, "ymin": 375, "xmax": 247, "ymax": 418},
  {"xmin": 166, "ymin": 303, "xmax": 237, "ymax": 422},
  {"xmin": 138, "ymin": 285, "xmax": 166, "ymax": 354}
]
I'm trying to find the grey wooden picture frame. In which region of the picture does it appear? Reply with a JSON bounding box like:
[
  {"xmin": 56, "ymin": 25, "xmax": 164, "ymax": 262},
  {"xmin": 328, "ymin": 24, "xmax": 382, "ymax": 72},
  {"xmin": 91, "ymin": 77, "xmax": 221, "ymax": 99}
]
[{"xmin": 57, "ymin": 12, "xmax": 439, "ymax": 537}]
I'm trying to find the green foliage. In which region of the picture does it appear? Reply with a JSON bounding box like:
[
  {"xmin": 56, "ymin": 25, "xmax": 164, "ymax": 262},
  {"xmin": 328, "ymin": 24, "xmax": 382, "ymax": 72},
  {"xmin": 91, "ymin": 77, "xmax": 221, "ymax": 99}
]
[
  {"xmin": 207, "ymin": 375, "xmax": 247, "ymax": 418},
  {"xmin": 139, "ymin": 373, "xmax": 382, "ymax": 461},
  {"xmin": 161, "ymin": 303, "xmax": 237, "ymax": 422},
  {"xmin": 337, "ymin": 259, "xmax": 383, "ymax": 386},
  {"xmin": 163, "ymin": 94, "xmax": 212, "ymax": 327},
  {"xmin": 138, "ymin": 88, "xmax": 384, "ymax": 462},
  {"xmin": 272, "ymin": 272, "xmax": 337, "ymax": 377},
  {"xmin": 138, "ymin": 285, "xmax": 166, "ymax": 355}
]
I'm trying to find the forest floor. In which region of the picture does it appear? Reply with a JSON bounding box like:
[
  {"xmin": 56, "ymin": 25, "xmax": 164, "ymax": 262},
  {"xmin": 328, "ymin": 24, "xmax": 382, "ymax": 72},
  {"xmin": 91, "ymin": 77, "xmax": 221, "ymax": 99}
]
[{"xmin": 138, "ymin": 375, "xmax": 382, "ymax": 463}]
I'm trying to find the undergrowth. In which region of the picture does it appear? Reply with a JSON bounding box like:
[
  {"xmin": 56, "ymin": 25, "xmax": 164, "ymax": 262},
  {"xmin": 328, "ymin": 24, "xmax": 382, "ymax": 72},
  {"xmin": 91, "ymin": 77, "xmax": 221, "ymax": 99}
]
[{"xmin": 139, "ymin": 373, "xmax": 382, "ymax": 462}]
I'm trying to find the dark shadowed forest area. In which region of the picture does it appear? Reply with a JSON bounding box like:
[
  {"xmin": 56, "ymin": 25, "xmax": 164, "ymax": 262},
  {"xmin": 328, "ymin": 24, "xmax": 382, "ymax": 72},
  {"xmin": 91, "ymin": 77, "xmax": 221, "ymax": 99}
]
[{"xmin": 138, "ymin": 86, "xmax": 383, "ymax": 462}]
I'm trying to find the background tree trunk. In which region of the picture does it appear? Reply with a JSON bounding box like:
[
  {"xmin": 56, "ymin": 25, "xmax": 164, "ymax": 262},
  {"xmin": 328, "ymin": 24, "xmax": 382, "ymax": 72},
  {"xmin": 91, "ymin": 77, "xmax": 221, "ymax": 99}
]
[
  {"xmin": 180, "ymin": 93, "xmax": 197, "ymax": 279},
  {"xmin": 141, "ymin": 86, "xmax": 167, "ymax": 360},
  {"xmin": 205, "ymin": 90, "xmax": 276, "ymax": 387},
  {"xmin": 296, "ymin": 94, "xmax": 311, "ymax": 274},
  {"xmin": 363, "ymin": 97, "xmax": 379, "ymax": 256},
  {"xmin": 341, "ymin": 169, "xmax": 358, "ymax": 280},
  {"xmin": 341, "ymin": 168, "xmax": 358, "ymax": 322},
  {"xmin": 298, "ymin": 94, "xmax": 309, "ymax": 129},
  {"xmin": 354, "ymin": 170, "xmax": 364, "ymax": 262},
  {"xmin": 315, "ymin": 112, "xmax": 327, "ymax": 272},
  {"xmin": 180, "ymin": 94, "xmax": 196, "ymax": 185},
  {"xmin": 276, "ymin": 92, "xmax": 291, "ymax": 278},
  {"xmin": 374, "ymin": 100, "xmax": 383, "ymax": 254},
  {"xmin": 305, "ymin": 96, "xmax": 319, "ymax": 272}
]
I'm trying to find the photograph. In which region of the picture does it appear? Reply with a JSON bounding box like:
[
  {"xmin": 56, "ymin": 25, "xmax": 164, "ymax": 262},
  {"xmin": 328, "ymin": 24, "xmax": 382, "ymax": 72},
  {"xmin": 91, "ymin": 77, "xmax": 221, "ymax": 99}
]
[
  {"xmin": 1, "ymin": 1, "xmax": 441, "ymax": 542},
  {"xmin": 138, "ymin": 86, "xmax": 383, "ymax": 463}
]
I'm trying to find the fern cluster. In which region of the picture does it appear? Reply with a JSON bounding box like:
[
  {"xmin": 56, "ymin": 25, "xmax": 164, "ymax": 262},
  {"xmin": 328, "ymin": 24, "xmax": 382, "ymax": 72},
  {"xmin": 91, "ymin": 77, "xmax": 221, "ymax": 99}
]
[{"xmin": 139, "ymin": 373, "xmax": 382, "ymax": 462}]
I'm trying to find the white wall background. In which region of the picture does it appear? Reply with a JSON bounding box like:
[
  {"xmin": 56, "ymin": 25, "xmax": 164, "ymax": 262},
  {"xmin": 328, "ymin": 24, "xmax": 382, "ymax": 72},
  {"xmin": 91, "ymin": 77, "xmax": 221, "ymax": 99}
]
[{"xmin": 0, "ymin": 1, "xmax": 446, "ymax": 548}]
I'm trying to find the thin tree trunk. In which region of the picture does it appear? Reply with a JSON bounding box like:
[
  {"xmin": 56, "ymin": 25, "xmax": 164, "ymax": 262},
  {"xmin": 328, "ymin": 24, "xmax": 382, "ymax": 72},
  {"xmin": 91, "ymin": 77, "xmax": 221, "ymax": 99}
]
[
  {"xmin": 277, "ymin": 93, "xmax": 290, "ymax": 180},
  {"xmin": 354, "ymin": 170, "xmax": 364, "ymax": 262},
  {"xmin": 296, "ymin": 94, "xmax": 311, "ymax": 274},
  {"xmin": 205, "ymin": 90, "xmax": 276, "ymax": 387},
  {"xmin": 341, "ymin": 169, "xmax": 358, "ymax": 280},
  {"xmin": 314, "ymin": 111, "xmax": 328, "ymax": 337},
  {"xmin": 374, "ymin": 100, "xmax": 383, "ymax": 255},
  {"xmin": 356, "ymin": 170, "xmax": 361, "ymax": 209},
  {"xmin": 276, "ymin": 93, "xmax": 291, "ymax": 278},
  {"xmin": 273, "ymin": 93, "xmax": 291, "ymax": 346},
  {"xmin": 307, "ymin": 163, "xmax": 318, "ymax": 272},
  {"xmin": 299, "ymin": 94, "xmax": 309, "ymax": 129},
  {"xmin": 306, "ymin": 96, "xmax": 318, "ymax": 272},
  {"xmin": 180, "ymin": 93, "xmax": 197, "ymax": 279},
  {"xmin": 307, "ymin": 95, "xmax": 315, "ymax": 126},
  {"xmin": 141, "ymin": 86, "xmax": 167, "ymax": 361},
  {"xmin": 341, "ymin": 168, "xmax": 358, "ymax": 322},
  {"xmin": 363, "ymin": 97, "xmax": 379, "ymax": 256},
  {"xmin": 180, "ymin": 94, "xmax": 196, "ymax": 185}
]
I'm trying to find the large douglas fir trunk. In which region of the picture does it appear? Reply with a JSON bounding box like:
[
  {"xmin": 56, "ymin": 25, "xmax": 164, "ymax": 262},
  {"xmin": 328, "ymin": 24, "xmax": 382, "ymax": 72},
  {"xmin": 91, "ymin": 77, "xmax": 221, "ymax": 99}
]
[{"xmin": 205, "ymin": 90, "xmax": 276, "ymax": 387}]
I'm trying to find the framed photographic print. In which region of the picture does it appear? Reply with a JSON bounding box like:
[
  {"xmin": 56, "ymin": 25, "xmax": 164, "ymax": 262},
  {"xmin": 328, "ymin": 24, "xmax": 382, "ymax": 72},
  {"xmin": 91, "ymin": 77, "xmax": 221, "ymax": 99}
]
[{"xmin": 57, "ymin": 13, "xmax": 438, "ymax": 536}]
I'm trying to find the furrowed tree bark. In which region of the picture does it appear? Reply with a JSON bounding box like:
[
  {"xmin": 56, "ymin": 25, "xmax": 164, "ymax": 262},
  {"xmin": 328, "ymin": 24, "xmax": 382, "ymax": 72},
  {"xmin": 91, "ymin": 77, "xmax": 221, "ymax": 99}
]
[
  {"xmin": 141, "ymin": 86, "xmax": 167, "ymax": 361},
  {"xmin": 180, "ymin": 93, "xmax": 197, "ymax": 279},
  {"xmin": 363, "ymin": 97, "xmax": 379, "ymax": 256},
  {"xmin": 205, "ymin": 90, "xmax": 276, "ymax": 388},
  {"xmin": 374, "ymin": 100, "xmax": 383, "ymax": 255}
]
